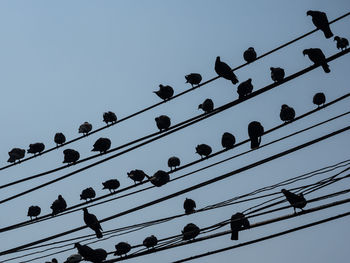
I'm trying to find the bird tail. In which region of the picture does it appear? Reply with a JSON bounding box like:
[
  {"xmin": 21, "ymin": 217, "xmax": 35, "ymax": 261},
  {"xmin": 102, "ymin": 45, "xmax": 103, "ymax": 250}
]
[
  {"xmin": 324, "ymin": 28, "xmax": 334, "ymax": 39},
  {"xmin": 231, "ymin": 231, "xmax": 238, "ymax": 240},
  {"xmin": 95, "ymin": 229, "xmax": 103, "ymax": 239},
  {"xmin": 250, "ymin": 137, "xmax": 260, "ymax": 149},
  {"xmin": 322, "ymin": 63, "xmax": 330, "ymax": 73}
]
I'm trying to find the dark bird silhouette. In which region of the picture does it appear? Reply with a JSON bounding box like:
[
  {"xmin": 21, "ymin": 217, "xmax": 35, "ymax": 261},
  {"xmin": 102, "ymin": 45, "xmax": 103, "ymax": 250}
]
[
  {"xmin": 281, "ymin": 188, "xmax": 307, "ymax": 213},
  {"xmin": 182, "ymin": 223, "xmax": 200, "ymax": 240},
  {"xmin": 221, "ymin": 132, "xmax": 236, "ymax": 149},
  {"xmin": 154, "ymin": 84, "xmax": 174, "ymax": 101},
  {"xmin": 51, "ymin": 195, "xmax": 67, "ymax": 216},
  {"xmin": 103, "ymin": 111, "xmax": 117, "ymax": 125},
  {"xmin": 127, "ymin": 169, "xmax": 147, "ymax": 184},
  {"xmin": 83, "ymin": 208, "xmax": 103, "ymax": 239},
  {"xmin": 92, "ymin": 138, "xmax": 111, "ymax": 153},
  {"xmin": 7, "ymin": 148, "xmax": 25, "ymax": 163},
  {"xmin": 313, "ymin": 92, "xmax": 326, "ymax": 107},
  {"xmin": 198, "ymin": 98, "xmax": 214, "ymax": 113},
  {"xmin": 307, "ymin": 10, "xmax": 333, "ymax": 39},
  {"xmin": 248, "ymin": 121, "xmax": 264, "ymax": 149},
  {"xmin": 230, "ymin": 212, "xmax": 250, "ymax": 240},
  {"xmin": 63, "ymin": 149, "xmax": 80, "ymax": 164},
  {"xmin": 280, "ymin": 104, "xmax": 295, "ymax": 123},
  {"xmin": 303, "ymin": 48, "xmax": 330, "ymax": 73},
  {"xmin": 155, "ymin": 115, "xmax": 171, "ymax": 131},
  {"xmin": 270, "ymin": 67, "xmax": 285, "ymax": 82},
  {"xmin": 195, "ymin": 144, "xmax": 212, "ymax": 158},
  {"xmin": 243, "ymin": 47, "xmax": 257, "ymax": 63},
  {"xmin": 75, "ymin": 243, "xmax": 106, "ymax": 263},
  {"xmin": 185, "ymin": 73, "xmax": 202, "ymax": 87},
  {"xmin": 215, "ymin": 56, "xmax": 238, "ymax": 84},
  {"xmin": 64, "ymin": 254, "xmax": 82, "ymax": 263},
  {"xmin": 79, "ymin": 122, "xmax": 92, "ymax": 135},
  {"xmin": 168, "ymin": 156, "xmax": 180, "ymax": 170},
  {"xmin": 102, "ymin": 179, "xmax": 120, "ymax": 192},
  {"xmin": 27, "ymin": 143, "xmax": 45, "ymax": 155},
  {"xmin": 54, "ymin": 132, "xmax": 66, "ymax": 146},
  {"xmin": 184, "ymin": 198, "xmax": 196, "ymax": 214},
  {"xmin": 150, "ymin": 170, "xmax": 170, "ymax": 187},
  {"xmin": 334, "ymin": 36, "xmax": 349, "ymax": 51},
  {"xmin": 27, "ymin": 205, "xmax": 41, "ymax": 220},
  {"xmin": 45, "ymin": 258, "xmax": 58, "ymax": 263},
  {"xmin": 237, "ymin": 79, "xmax": 253, "ymax": 99},
  {"xmin": 92, "ymin": 249, "xmax": 107, "ymax": 263},
  {"xmin": 143, "ymin": 235, "xmax": 158, "ymax": 249},
  {"xmin": 114, "ymin": 242, "xmax": 131, "ymax": 257},
  {"xmin": 80, "ymin": 187, "xmax": 96, "ymax": 201}
]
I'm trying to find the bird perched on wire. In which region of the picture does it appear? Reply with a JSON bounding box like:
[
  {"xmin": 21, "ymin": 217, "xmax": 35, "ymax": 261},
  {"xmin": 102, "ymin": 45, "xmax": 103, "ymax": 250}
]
[
  {"xmin": 103, "ymin": 111, "xmax": 117, "ymax": 125},
  {"xmin": 195, "ymin": 144, "xmax": 212, "ymax": 158},
  {"xmin": 168, "ymin": 156, "xmax": 181, "ymax": 170},
  {"xmin": 64, "ymin": 254, "xmax": 82, "ymax": 263},
  {"xmin": 127, "ymin": 169, "xmax": 147, "ymax": 184},
  {"xmin": 114, "ymin": 242, "xmax": 131, "ymax": 257},
  {"xmin": 270, "ymin": 67, "xmax": 285, "ymax": 83},
  {"xmin": 83, "ymin": 208, "xmax": 103, "ymax": 239},
  {"xmin": 248, "ymin": 121, "xmax": 264, "ymax": 149},
  {"xmin": 215, "ymin": 56, "xmax": 238, "ymax": 84},
  {"xmin": 230, "ymin": 212, "xmax": 250, "ymax": 240},
  {"xmin": 154, "ymin": 84, "xmax": 174, "ymax": 101},
  {"xmin": 102, "ymin": 179, "xmax": 120, "ymax": 192},
  {"xmin": 221, "ymin": 132, "xmax": 236, "ymax": 149},
  {"xmin": 307, "ymin": 10, "xmax": 333, "ymax": 39},
  {"xmin": 149, "ymin": 170, "xmax": 170, "ymax": 187},
  {"xmin": 237, "ymin": 79, "xmax": 253, "ymax": 99},
  {"xmin": 155, "ymin": 115, "xmax": 171, "ymax": 131},
  {"xmin": 185, "ymin": 73, "xmax": 202, "ymax": 87},
  {"xmin": 27, "ymin": 143, "xmax": 45, "ymax": 155},
  {"xmin": 143, "ymin": 235, "xmax": 158, "ymax": 249},
  {"xmin": 184, "ymin": 198, "xmax": 196, "ymax": 214},
  {"xmin": 281, "ymin": 189, "xmax": 307, "ymax": 213},
  {"xmin": 243, "ymin": 47, "xmax": 257, "ymax": 63},
  {"xmin": 79, "ymin": 122, "xmax": 92, "ymax": 135},
  {"xmin": 27, "ymin": 205, "xmax": 41, "ymax": 220},
  {"xmin": 92, "ymin": 138, "xmax": 111, "ymax": 154},
  {"xmin": 303, "ymin": 48, "xmax": 330, "ymax": 73},
  {"xmin": 334, "ymin": 36, "xmax": 349, "ymax": 51},
  {"xmin": 51, "ymin": 195, "xmax": 67, "ymax": 216},
  {"xmin": 182, "ymin": 223, "xmax": 200, "ymax": 240},
  {"xmin": 313, "ymin": 92, "xmax": 326, "ymax": 107},
  {"xmin": 75, "ymin": 243, "xmax": 107, "ymax": 263},
  {"xmin": 7, "ymin": 148, "xmax": 25, "ymax": 163},
  {"xmin": 80, "ymin": 187, "xmax": 96, "ymax": 201},
  {"xmin": 280, "ymin": 104, "xmax": 295, "ymax": 123},
  {"xmin": 198, "ymin": 98, "xmax": 214, "ymax": 113},
  {"xmin": 63, "ymin": 149, "xmax": 80, "ymax": 164},
  {"xmin": 54, "ymin": 132, "xmax": 66, "ymax": 146}
]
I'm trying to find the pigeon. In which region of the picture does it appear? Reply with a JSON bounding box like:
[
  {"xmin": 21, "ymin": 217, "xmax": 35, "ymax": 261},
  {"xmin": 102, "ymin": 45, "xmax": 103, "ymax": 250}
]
[
  {"xmin": 92, "ymin": 138, "xmax": 111, "ymax": 153},
  {"xmin": 221, "ymin": 132, "xmax": 236, "ymax": 149},
  {"xmin": 103, "ymin": 111, "xmax": 117, "ymax": 125},
  {"xmin": 114, "ymin": 242, "xmax": 131, "ymax": 257},
  {"xmin": 154, "ymin": 84, "xmax": 174, "ymax": 101},
  {"xmin": 45, "ymin": 258, "xmax": 58, "ymax": 263},
  {"xmin": 303, "ymin": 48, "xmax": 330, "ymax": 73},
  {"xmin": 79, "ymin": 122, "xmax": 92, "ymax": 135},
  {"xmin": 27, "ymin": 205, "xmax": 41, "ymax": 220},
  {"xmin": 75, "ymin": 243, "xmax": 106, "ymax": 263},
  {"xmin": 237, "ymin": 79, "xmax": 253, "ymax": 99},
  {"xmin": 334, "ymin": 36, "xmax": 349, "ymax": 51},
  {"xmin": 185, "ymin": 73, "xmax": 202, "ymax": 87},
  {"xmin": 155, "ymin": 115, "xmax": 171, "ymax": 131},
  {"xmin": 230, "ymin": 212, "xmax": 250, "ymax": 240},
  {"xmin": 27, "ymin": 143, "xmax": 45, "ymax": 155},
  {"xmin": 51, "ymin": 195, "xmax": 67, "ymax": 216},
  {"xmin": 168, "ymin": 156, "xmax": 181, "ymax": 170},
  {"xmin": 313, "ymin": 92, "xmax": 326, "ymax": 107},
  {"xmin": 83, "ymin": 208, "xmax": 103, "ymax": 239},
  {"xmin": 195, "ymin": 144, "xmax": 212, "ymax": 158},
  {"xmin": 54, "ymin": 133, "xmax": 66, "ymax": 146},
  {"xmin": 182, "ymin": 223, "xmax": 200, "ymax": 240},
  {"xmin": 307, "ymin": 10, "xmax": 333, "ymax": 39},
  {"xmin": 63, "ymin": 149, "xmax": 80, "ymax": 164},
  {"xmin": 80, "ymin": 187, "xmax": 96, "ymax": 201},
  {"xmin": 243, "ymin": 47, "xmax": 257, "ymax": 63},
  {"xmin": 183, "ymin": 198, "xmax": 196, "ymax": 214},
  {"xmin": 198, "ymin": 98, "xmax": 214, "ymax": 113},
  {"xmin": 143, "ymin": 235, "xmax": 158, "ymax": 249},
  {"xmin": 280, "ymin": 104, "xmax": 295, "ymax": 123},
  {"xmin": 215, "ymin": 56, "xmax": 238, "ymax": 84},
  {"xmin": 64, "ymin": 254, "xmax": 82, "ymax": 263},
  {"xmin": 149, "ymin": 170, "xmax": 170, "ymax": 187},
  {"xmin": 270, "ymin": 67, "xmax": 285, "ymax": 82},
  {"xmin": 102, "ymin": 179, "xmax": 120, "ymax": 192},
  {"xmin": 127, "ymin": 169, "xmax": 147, "ymax": 184},
  {"xmin": 7, "ymin": 148, "xmax": 25, "ymax": 163},
  {"xmin": 248, "ymin": 121, "xmax": 264, "ymax": 149},
  {"xmin": 281, "ymin": 188, "xmax": 307, "ymax": 213}
]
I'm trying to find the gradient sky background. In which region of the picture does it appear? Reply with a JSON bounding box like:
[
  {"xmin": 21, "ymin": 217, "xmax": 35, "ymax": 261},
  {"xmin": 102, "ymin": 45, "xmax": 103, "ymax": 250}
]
[{"xmin": 0, "ymin": 1, "xmax": 350, "ymax": 262}]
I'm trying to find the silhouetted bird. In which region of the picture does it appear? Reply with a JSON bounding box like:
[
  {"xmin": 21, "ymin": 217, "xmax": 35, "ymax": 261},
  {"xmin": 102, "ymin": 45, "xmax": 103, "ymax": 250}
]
[
  {"xmin": 63, "ymin": 149, "xmax": 80, "ymax": 164},
  {"xmin": 221, "ymin": 132, "xmax": 236, "ymax": 149},
  {"xmin": 198, "ymin": 98, "xmax": 214, "ymax": 113},
  {"xmin": 45, "ymin": 258, "xmax": 58, "ymax": 263},
  {"xmin": 93, "ymin": 249, "xmax": 107, "ymax": 263},
  {"xmin": 79, "ymin": 122, "xmax": 92, "ymax": 135},
  {"xmin": 243, "ymin": 47, "xmax": 257, "ymax": 63},
  {"xmin": 143, "ymin": 235, "xmax": 158, "ymax": 249},
  {"xmin": 75, "ymin": 243, "xmax": 106, "ymax": 263},
  {"xmin": 64, "ymin": 254, "xmax": 82, "ymax": 263},
  {"xmin": 168, "ymin": 156, "xmax": 180, "ymax": 170},
  {"xmin": 83, "ymin": 208, "xmax": 103, "ymax": 239},
  {"xmin": 185, "ymin": 73, "xmax": 202, "ymax": 87},
  {"xmin": 307, "ymin": 10, "xmax": 333, "ymax": 39},
  {"xmin": 237, "ymin": 79, "xmax": 253, "ymax": 99},
  {"xmin": 182, "ymin": 223, "xmax": 200, "ymax": 240},
  {"xmin": 102, "ymin": 179, "xmax": 120, "ymax": 192},
  {"xmin": 92, "ymin": 138, "xmax": 111, "ymax": 153},
  {"xmin": 270, "ymin": 67, "xmax": 285, "ymax": 82},
  {"xmin": 334, "ymin": 36, "xmax": 349, "ymax": 51},
  {"xmin": 51, "ymin": 195, "xmax": 67, "ymax": 216},
  {"xmin": 154, "ymin": 84, "xmax": 174, "ymax": 101},
  {"xmin": 281, "ymin": 188, "xmax": 307, "ymax": 213},
  {"xmin": 248, "ymin": 121, "xmax": 264, "ymax": 149},
  {"xmin": 114, "ymin": 242, "xmax": 131, "ymax": 257},
  {"xmin": 303, "ymin": 48, "xmax": 330, "ymax": 73},
  {"xmin": 27, "ymin": 143, "xmax": 45, "ymax": 155},
  {"xmin": 150, "ymin": 170, "xmax": 170, "ymax": 187},
  {"xmin": 155, "ymin": 115, "xmax": 171, "ymax": 131},
  {"xmin": 215, "ymin": 56, "xmax": 238, "ymax": 84},
  {"xmin": 313, "ymin": 92, "xmax": 326, "ymax": 107},
  {"xmin": 280, "ymin": 104, "xmax": 295, "ymax": 123},
  {"xmin": 7, "ymin": 148, "xmax": 25, "ymax": 163},
  {"xmin": 103, "ymin": 111, "xmax": 117, "ymax": 125},
  {"xmin": 195, "ymin": 144, "xmax": 212, "ymax": 158},
  {"xmin": 54, "ymin": 132, "xmax": 66, "ymax": 146},
  {"xmin": 80, "ymin": 187, "xmax": 96, "ymax": 201},
  {"xmin": 27, "ymin": 205, "xmax": 41, "ymax": 220},
  {"xmin": 127, "ymin": 169, "xmax": 147, "ymax": 184},
  {"xmin": 184, "ymin": 198, "xmax": 196, "ymax": 214},
  {"xmin": 230, "ymin": 212, "xmax": 250, "ymax": 240}
]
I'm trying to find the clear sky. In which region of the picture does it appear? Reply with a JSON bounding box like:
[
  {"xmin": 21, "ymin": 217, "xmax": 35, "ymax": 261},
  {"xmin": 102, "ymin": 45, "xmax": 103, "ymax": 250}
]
[{"xmin": 0, "ymin": 1, "xmax": 350, "ymax": 262}]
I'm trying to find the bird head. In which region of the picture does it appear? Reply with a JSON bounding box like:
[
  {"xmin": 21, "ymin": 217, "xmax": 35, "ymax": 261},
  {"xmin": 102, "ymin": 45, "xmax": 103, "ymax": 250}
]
[
  {"xmin": 58, "ymin": 195, "xmax": 63, "ymax": 199},
  {"xmin": 82, "ymin": 207, "xmax": 88, "ymax": 213},
  {"xmin": 74, "ymin": 243, "xmax": 80, "ymax": 248},
  {"xmin": 247, "ymin": 78, "xmax": 252, "ymax": 83},
  {"xmin": 270, "ymin": 67, "xmax": 275, "ymax": 71},
  {"xmin": 198, "ymin": 104, "xmax": 203, "ymax": 110},
  {"xmin": 155, "ymin": 117, "xmax": 159, "ymax": 122},
  {"xmin": 248, "ymin": 47, "xmax": 254, "ymax": 50},
  {"xmin": 216, "ymin": 56, "xmax": 220, "ymax": 62},
  {"xmin": 334, "ymin": 36, "xmax": 340, "ymax": 41},
  {"xmin": 306, "ymin": 10, "xmax": 313, "ymax": 16},
  {"xmin": 302, "ymin": 49, "xmax": 309, "ymax": 56},
  {"xmin": 159, "ymin": 84, "xmax": 164, "ymax": 88},
  {"xmin": 281, "ymin": 189, "xmax": 287, "ymax": 193},
  {"xmin": 281, "ymin": 104, "xmax": 288, "ymax": 109},
  {"xmin": 185, "ymin": 75, "xmax": 190, "ymax": 83}
]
